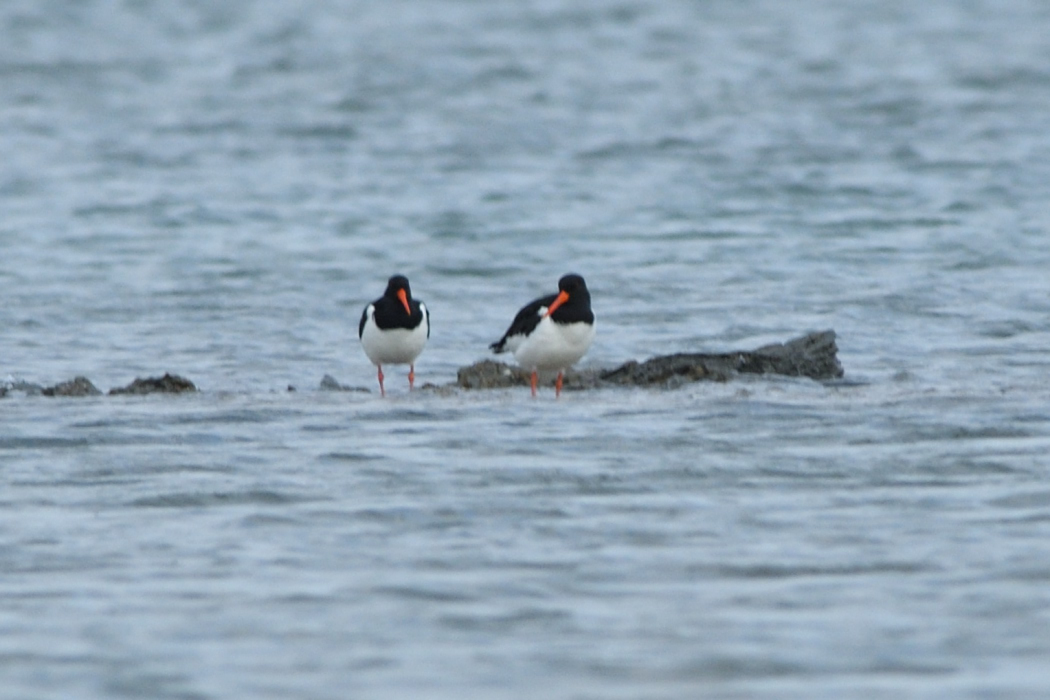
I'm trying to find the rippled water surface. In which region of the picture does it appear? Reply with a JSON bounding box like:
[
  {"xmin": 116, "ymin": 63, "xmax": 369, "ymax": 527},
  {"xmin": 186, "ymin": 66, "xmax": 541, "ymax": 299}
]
[{"xmin": 3, "ymin": 1, "xmax": 1050, "ymax": 698}]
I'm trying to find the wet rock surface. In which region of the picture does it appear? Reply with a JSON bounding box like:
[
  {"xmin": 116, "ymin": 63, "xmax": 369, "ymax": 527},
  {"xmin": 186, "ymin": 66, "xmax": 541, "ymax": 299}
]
[
  {"xmin": 601, "ymin": 330, "xmax": 843, "ymax": 386},
  {"xmin": 456, "ymin": 330, "xmax": 844, "ymax": 390},
  {"xmin": 455, "ymin": 360, "xmax": 536, "ymax": 390},
  {"xmin": 3, "ymin": 379, "xmax": 45, "ymax": 396},
  {"xmin": 4, "ymin": 374, "xmax": 197, "ymax": 398},
  {"xmin": 109, "ymin": 373, "xmax": 197, "ymax": 395},
  {"xmin": 3, "ymin": 332, "xmax": 841, "ymax": 398},
  {"xmin": 42, "ymin": 376, "xmax": 103, "ymax": 397},
  {"xmin": 319, "ymin": 374, "xmax": 370, "ymax": 392}
]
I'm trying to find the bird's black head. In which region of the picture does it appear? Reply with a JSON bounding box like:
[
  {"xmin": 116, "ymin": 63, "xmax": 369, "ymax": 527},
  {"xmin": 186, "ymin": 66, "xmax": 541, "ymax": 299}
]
[
  {"xmin": 385, "ymin": 275, "xmax": 411, "ymax": 300},
  {"xmin": 383, "ymin": 274, "xmax": 414, "ymax": 316},
  {"xmin": 558, "ymin": 273, "xmax": 587, "ymax": 294},
  {"xmin": 543, "ymin": 273, "xmax": 591, "ymax": 320}
]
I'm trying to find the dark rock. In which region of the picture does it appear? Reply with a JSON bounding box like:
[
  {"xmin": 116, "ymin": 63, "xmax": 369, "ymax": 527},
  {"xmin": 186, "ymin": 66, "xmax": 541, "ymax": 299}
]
[
  {"xmin": 455, "ymin": 360, "xmax": 533, "ymax": 389},
  {"xmin": 319, "ymin": 374, "xmax": 370, "ymax": 392},
  {"xmin": 601, "ymin": 330, "xmax": 843, "ymax": 386},
  {"xmin": 109, "ymin": 373, "xmax": 197, "ymax": 395},
  {"xmin": 5, "ymin": 380, "xmax": 45, "ymax": 396},
  {"xmin": 599, "ymin": 354, "xmax": 734, "ymax": 386},
  {"xmin": 42, "ymin": 376, "xmax": 103, "ymax": 397},
  {"xmin": 453, "ymin": 360, "xmax": 599, "ymax": 390},
  {"xmin": 418, "ymin": 382, "xmax": 458, "ymax": 396},
  {"xmin": 456, "ymin": 330, "xmax": 843, "ymax": 390},
  {"xmin": 740, "ymin": 330, "xmax": 844, "ymax": 379}
]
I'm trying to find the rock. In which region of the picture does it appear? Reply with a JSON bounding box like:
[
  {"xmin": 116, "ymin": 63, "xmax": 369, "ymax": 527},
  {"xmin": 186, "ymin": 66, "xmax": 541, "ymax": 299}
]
[
  {"xmin": 601, "ymin": 330, "xmax": 843, "ymax": 386},
  {"xmin": 739, "ymin": 330, "xmax": 844, "ymax": 379},
  {"xmin": 109, "ymin": 373, "xmax": 197, "ymax": 395},
  {"xmin": 418, "ymin": 382, "xmax": 458, "ymax": 397},
  {"xmin": 597, "ymin": 355, "xmax": 731, "ymax": 386},
  {"xmin": 456, "ymin": 330, "xmax": 843, "ymax": 390},
  {"xmin": 4, "ymin": 379, "xmax": 45, "ymax": 396},
  {"xmin": 455, "ymin": 359, "xmax": 533, "ymax": 389},
  {"xmin": 42, "ymin": 376, "xmax": 103, "ymax": 397},
  {"xmin": 319, "ymin": 374, "xmax": 370, "ymax": 392}
]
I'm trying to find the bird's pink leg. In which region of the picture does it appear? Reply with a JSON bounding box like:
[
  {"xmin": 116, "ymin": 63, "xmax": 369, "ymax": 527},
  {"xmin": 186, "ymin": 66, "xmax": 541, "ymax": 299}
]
[
  {"xmin": 555, "ymin": 371, "xmax": 564, "ymax": 398},
  {"xmin": 377, "ymin": 365, "xmax": 385, "ymax": 397},
  {"xmin": 530, "ymin": 370, "xmax": 538, "ymax": 397},
  {"xmin": 409, "ymin": 364, "xmax": 415, "ymax": 390}
]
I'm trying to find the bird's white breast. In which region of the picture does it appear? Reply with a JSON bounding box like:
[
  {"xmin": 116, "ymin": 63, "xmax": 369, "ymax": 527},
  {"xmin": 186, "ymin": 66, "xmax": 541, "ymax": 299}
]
[
  {"xmin": 513, "ymin": 315, "xmax": 595, "ymax": 371},
  {"xmin": 360, "ymin": 303, "xmax": 429, "ymax": 365}
]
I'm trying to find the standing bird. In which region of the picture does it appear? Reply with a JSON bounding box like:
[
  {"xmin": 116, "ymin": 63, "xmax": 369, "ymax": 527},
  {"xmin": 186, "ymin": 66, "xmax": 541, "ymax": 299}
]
[
  {"xmin": 490, "ymin": 273, "xmax": 595, "ymax": 397},
  {"xmin": 359, "ymin": 275, "xmax": 429, "ymax": 396}
]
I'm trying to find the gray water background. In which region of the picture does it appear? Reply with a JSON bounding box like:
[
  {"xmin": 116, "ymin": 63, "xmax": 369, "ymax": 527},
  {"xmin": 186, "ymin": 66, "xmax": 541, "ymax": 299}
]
[{"xmin": 3, "ymin": 0, "xmax": 1050, "ymax": 697}]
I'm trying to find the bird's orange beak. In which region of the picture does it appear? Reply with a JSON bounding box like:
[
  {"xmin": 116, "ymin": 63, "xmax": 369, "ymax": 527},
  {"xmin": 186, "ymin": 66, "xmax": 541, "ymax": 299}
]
[
  {"xmin": 397, "ymin": 288, "xmax": 411, "ymax": 315},
  {"xmin": 544, "ymin": 290, "xmax": 570, "ymax": 317}
]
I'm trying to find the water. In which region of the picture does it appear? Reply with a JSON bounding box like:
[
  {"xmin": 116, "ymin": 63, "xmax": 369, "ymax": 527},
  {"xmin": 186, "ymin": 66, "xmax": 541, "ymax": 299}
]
[{"xmin": 3, "ymin": 0, "xmax": 1050, "ymax": 697}]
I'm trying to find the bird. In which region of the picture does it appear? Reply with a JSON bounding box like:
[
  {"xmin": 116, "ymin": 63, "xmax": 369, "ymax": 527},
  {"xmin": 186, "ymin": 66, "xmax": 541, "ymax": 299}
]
[
  {"xmin": 490, "ymin": 273, "xmax": 595, "ymax": 397},
  {"xmin": 359, "ymin": 275, "xmax": 429, "ymax": 396}
]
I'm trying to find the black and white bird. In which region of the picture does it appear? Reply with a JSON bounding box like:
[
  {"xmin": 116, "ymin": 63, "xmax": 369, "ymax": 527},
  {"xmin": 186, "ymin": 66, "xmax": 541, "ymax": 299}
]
[
  {"xmin": 359, "ymin": 275, "xmax": 429, "ymax": 396},
  {"xmin": 490, "ymin": 273, "xmax": 595, "ymax": 397}
]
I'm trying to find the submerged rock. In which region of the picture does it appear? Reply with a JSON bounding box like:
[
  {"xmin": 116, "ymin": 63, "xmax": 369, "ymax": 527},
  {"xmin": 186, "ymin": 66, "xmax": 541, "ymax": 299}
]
[
  {"xmin": 418, "ymin": 382, "xmax": 458, "ymax": 397},
  {"xmin": 739, "ymin": 330, "xmax": 844, "ymax": 379},
  {"xmin": 42, "ymin": 376, "xmax": 103, "ymax": 397},
  {"xmin": 456, "ymin": 330, "xmax": 844, "ymax": 390},
  {"xmin": 319, "ymin": 374, "xmax": 370, "ymax": 392},
  {"xmin": 601, "ymin": 330, "xmax": 843, "ymax": 386},
  {"xmin": 455, "ymin": 360, "xmax": 596, "ymax": 391},
  {"xmin": 7, "ymin": 331, "xmax": 841, "ymax": 398},
  {"xmin": 3, "ymin": 379, "xmax": 45, "ymax": 396},
  {"xmin": 455, "ymin": 360, "xmax": 534, "ymax": 390},
  {"xmin": 109, "ymin": 373, "xmax": 197, "ymax": 395}
]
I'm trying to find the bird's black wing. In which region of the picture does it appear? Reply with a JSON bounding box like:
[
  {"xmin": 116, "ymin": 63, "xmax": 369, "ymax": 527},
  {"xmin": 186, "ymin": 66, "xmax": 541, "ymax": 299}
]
[{"xmin": 489, "ymin": 292, "xmax": 557, "ymax": 352}]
